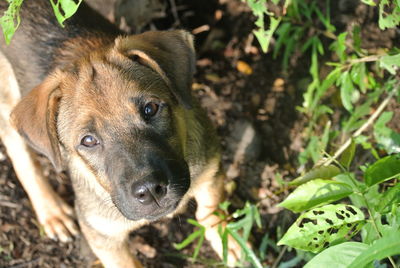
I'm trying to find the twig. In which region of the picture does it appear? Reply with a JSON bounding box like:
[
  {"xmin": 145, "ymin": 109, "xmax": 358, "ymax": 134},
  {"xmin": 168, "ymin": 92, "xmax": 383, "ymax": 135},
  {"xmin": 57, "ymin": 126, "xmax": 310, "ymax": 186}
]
[
  {"xmin": 272, "ymin": 245, "xmax": 287, "ymax": 268},
  {"xmin": 323, "ymin": 84, "xmax": 399, "ymax": 167}
]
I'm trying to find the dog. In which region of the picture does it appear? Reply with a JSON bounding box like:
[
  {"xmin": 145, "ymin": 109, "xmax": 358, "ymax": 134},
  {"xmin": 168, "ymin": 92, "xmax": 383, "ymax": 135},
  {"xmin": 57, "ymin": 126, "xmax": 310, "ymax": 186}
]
[{"xmin": 0, "ymin": 0, "xmax": 241, "ymax": 267}]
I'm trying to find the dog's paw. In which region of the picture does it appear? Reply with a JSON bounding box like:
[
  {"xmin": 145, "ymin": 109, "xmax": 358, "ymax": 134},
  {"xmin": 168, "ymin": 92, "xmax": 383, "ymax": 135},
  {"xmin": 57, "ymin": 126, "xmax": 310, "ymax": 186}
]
[{"xmin": 33, "ymin": 194, "xmax": 79, "ymax": 242}]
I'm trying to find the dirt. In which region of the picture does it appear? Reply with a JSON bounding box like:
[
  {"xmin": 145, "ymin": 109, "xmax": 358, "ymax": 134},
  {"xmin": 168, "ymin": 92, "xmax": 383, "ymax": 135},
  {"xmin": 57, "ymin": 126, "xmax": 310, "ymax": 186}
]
[{"xmin": 0, "ymin": 0, "xmax": 399, "ymax": 267}]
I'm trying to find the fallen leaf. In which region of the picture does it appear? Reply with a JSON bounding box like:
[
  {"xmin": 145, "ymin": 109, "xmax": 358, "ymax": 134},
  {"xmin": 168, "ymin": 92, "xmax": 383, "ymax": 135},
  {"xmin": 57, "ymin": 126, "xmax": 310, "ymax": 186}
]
[{"xmin": 237, "ymin": 60, "xmax": 253, "ymax": 75}]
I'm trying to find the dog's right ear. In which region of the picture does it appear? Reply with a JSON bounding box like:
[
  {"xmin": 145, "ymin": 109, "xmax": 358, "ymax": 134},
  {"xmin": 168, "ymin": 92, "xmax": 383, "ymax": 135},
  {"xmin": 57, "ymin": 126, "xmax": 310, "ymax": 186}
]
[{"xmin": 10, "ymin": 72, "xmax": 63, "ymax": 172}]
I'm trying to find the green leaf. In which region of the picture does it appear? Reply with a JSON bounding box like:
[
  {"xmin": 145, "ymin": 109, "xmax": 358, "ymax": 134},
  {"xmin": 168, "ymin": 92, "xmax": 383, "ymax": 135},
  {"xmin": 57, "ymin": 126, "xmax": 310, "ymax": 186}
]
[
  {"xmin": 335, "ymin": 32, "xmax": 348, "ymax": 62},
  {"xmin": 253, "ymin": 16, "xmax": 281, "ymax": 53},
  {"xmin": 348, "ymin": 232, "xmax": 400, "ymax": 268},
  {"xmin": 49, "ymin": 0, "xmax": 83, "ymax": 26},
  {"xmin": 313, "ymin": 3, "xmax": 335, "ymax": 32},
  {"xmin": 220, "ymin": 227, "xmax": 229, "ymax": 264},
  {"xmin": 278, "ymin": 204, "xmax": 365, "ymax": 253},
  {"xmin": 279, "ymin": 179, "xmax": 353, "ymax": 212},
  {"xmin": 289, "ymin": 165, "xmax": 341, "ymax": 186},
  {"xmin": 350, "ymin": 62, "xmax": 366, "ymax": 92},
  {"xmin": 228, "ymin": 229, "xmax": 263, "ymax": 268},
  {"xmin": 378, "ymin": 0, "xmax": 400, "ymax": 30},
  {"xmin": 173, "ymin": 219, "xmax": 205, "ymax": 250},
  {"xmin": 375, "ymin": 183, "xmax": 400, "ymax": 213},
  {"xmin": 374, "ymin": 111, "xmax": 400, "ymax": 154},
  {"xmin": 342, "ymin": 101, "xmax": 371, "ymax": 133},
  {"xmin": 339, "ymin": 139, "xmax": 356, "ymax": 169},
  {"xmin": 304, "ymin": 242, "xmax": 369, "ymax": 268},
  {"xmin": 361, "ymin": 0, "xmax": 376, "ymax": 6},
  {"xmin": 352, "ymin": 26, "xmax": 362, "ymax": 54},
  {"xmin": 274, "ymin": 22, "xmax": 292, "ymax": 57},
  {"xmin": 364, "ymin": 154, "xmax": 400, "ymax": 186},
  {"xmin": 379, "ymin": 53, "xmax": 400, "ymax": 74},
  {"xmin": 361, "ymin": 222, "xmax": 379, "ymax": 245},
  {"xmin": 339, "ymin": 71, "xmax": 355, "ymax": 111},
  {"xmin": 173, "ymin": 229, "xmax": 204, "ymax": 250},
  {"xmin": 192, "ymin": 229, "xmax": 205, "ymax": 261},
  {"xmin": 0, "ymin": 0, "xmax": 24, "ymax": 44}
]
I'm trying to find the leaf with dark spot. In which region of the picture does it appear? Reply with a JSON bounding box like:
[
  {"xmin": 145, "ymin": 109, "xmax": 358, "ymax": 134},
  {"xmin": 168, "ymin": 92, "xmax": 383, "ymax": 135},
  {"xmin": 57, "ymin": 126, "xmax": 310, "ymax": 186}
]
[
  {"xmin": 299, "ymin": 218, "xmax": 317, "ymax": 227},
  {"xmin": 313, "ymin": 210, "xmax": 325, "ymax": 215},
  {"xmin": 326, "ymin": 219, "xmax": 334, "ymax": 225},
  {"xmin": 345, "ymin": 206, "xmax": 357, "ymax": 215},
  {"xmin": 278, "ymin": 204, "xmax": 365, "ymax": 253},
  {"xmin": 336, "ymin": 212, "xmax": 345, "ymax": 220}
]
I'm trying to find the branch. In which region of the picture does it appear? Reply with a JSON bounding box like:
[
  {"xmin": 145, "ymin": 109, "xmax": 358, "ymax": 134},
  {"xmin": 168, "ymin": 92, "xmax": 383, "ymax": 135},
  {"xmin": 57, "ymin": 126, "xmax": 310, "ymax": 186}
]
[{"xmin": 323, "ymin": 83, "xmax": 399, "ymax": 166}]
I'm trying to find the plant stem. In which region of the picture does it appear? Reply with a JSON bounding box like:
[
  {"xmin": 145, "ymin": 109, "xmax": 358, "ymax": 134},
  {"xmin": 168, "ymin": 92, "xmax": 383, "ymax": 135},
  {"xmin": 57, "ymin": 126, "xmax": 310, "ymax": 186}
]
[
  {"xmin": 331, "ymin": 157, "xmax": 398, "ymax": 268},
  {"xmin": 323, "ymin": 85, "xmax": 399, "ymax": 167},
  {"xmin": 348, "ymin": 55, "xmax": 381, "ymax": 64},
  {"xmin": 272, "ymin": 245, "xmax": 287, "ymax": 268},
  {"xmin": 361, "ymin": 195, "xmax": 397, "ymax": 268}
]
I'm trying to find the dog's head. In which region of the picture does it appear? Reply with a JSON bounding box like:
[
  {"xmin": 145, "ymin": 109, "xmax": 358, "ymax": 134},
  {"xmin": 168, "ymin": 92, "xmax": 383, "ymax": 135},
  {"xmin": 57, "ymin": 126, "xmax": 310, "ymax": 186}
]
[{"xmin": 11, "ymin": 30, "xmax": 195, "ymax": 221}]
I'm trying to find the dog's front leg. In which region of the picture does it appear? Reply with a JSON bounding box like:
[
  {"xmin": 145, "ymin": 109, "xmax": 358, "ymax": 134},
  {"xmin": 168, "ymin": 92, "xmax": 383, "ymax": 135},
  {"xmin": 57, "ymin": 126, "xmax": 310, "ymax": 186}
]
[
  {"xmin": 193, "ymin": 168, "xmax": 242, "ymax": 266},
  {"xmin": 0, "ymin": 52, "xmax": 78, "ymax": 242},
  {"xmin": 78, "ymin": 218, "xmax": 142, "ymax": 268}
]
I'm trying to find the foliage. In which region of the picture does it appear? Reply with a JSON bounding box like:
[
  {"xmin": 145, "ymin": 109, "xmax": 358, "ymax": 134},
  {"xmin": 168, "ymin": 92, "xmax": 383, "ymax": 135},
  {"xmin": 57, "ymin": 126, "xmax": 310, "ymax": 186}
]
[
  {"xmin": 0, "ymin": 0, "xmax": 23, "ymax": 44},
  {"xmin": 0, "ymin": 0, "xmax": 82, "ymax": 44},
  {"xmin": 244, "ymin": 0, "xmax": 400, "ymax": 167},
  {"xmin": 177, "ymin": 1, "xmax": 400, "ymax": 267},
  {"xmin": 278, "ymin": 152, "xmax": 400, "ymax": 267},
  {"xmin": 174, "ymin": 202, "xmax": 263, "ymax": 267}
]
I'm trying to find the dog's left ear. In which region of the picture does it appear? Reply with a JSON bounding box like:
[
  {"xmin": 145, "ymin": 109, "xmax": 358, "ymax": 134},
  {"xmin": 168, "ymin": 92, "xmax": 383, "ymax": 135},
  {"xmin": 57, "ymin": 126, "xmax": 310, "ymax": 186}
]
[
  {"xmin": 10, "ymin": 72, "xmax": 63, "ymax": 172},
  {"xmin": 116, "ymin": 30, "xmax": 195, "ymax": 109}
]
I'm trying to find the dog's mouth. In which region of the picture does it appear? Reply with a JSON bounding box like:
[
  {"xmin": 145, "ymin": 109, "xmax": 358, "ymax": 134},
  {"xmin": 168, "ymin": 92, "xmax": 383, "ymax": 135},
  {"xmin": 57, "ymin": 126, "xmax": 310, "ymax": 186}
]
[
  {"xmin": 142, "ymin": 200, "xmax": 180, "ymax": 221},
  {"xmin": 114, "ymin": 192, "xmax": 186, "ymax": 221}
]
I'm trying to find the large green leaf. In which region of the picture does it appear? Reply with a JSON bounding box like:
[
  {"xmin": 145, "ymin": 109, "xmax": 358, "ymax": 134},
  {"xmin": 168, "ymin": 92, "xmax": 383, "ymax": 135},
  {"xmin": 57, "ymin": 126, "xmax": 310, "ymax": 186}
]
[
  {"xmin": 304, "ymin": 242, "xmax": 369, "ymax": 268},
  {"xmin": 279, "ymin": 179, "xmax": 352, "ymax": 212},
  {"xmin": 278, "ymin": 204, "xmax": 365, "ymax": 253},
  {"xmin": 289, "ymin": 165, "xmax": 341, "ymax": 186},
  {"xmin": 348, "ymin": 232, "xmax": 400, "ymax": 268},
  {"xmin": 364, "ymin": 154, "xmax": 400, "ymax": 186}
]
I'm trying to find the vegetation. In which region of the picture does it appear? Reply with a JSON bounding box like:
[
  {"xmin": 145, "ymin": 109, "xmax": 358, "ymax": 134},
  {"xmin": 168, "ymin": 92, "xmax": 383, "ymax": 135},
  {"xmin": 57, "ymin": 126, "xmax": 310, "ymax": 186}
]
[
  {"xmin": 176, "ymin": 0, "xmax": 400, "ymax": 267},
  {"xmin": 0, "ymin": 0, "xmax": 82, "ymax": 44},
  {"xmin": 1, "ymin": 0, "xmax": 399, "ymax": 267}
]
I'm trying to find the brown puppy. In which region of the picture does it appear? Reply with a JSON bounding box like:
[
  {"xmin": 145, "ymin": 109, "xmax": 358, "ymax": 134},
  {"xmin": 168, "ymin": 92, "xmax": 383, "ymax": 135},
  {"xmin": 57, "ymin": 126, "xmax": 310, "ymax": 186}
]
[{"xmin": 0, "ymin": 0, "xmax": 240, "ymax": 267}]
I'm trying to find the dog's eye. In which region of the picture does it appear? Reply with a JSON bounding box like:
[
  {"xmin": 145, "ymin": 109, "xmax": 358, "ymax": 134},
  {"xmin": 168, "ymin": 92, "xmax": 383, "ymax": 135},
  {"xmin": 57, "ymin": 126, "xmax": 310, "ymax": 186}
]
[
  {"xmin": 81, "ymin": 135, "xmax": 99, "ymax": 147},
  {"xmin": 143, "ymin": 102, "xmax": 159, "ymax": 118}
]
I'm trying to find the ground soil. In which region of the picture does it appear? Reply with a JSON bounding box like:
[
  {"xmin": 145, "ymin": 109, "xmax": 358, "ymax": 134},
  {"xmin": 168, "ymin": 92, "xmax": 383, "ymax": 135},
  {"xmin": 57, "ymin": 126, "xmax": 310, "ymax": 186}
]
[{"xmin": 0, "ymin": 0, "xmax": 399, "ymax": 267}]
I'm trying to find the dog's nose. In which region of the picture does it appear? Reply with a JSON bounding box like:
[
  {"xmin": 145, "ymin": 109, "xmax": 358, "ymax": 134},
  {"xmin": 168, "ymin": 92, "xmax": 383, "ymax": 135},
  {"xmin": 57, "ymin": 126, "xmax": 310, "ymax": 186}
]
[{"xmin": 131, "ymin": 180, "xmax": 167, "ymax": 205}]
